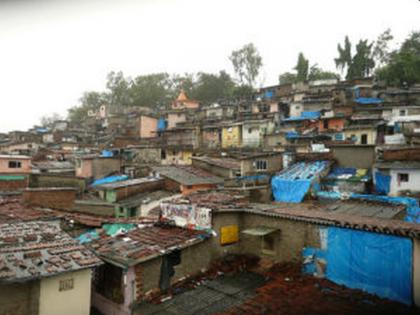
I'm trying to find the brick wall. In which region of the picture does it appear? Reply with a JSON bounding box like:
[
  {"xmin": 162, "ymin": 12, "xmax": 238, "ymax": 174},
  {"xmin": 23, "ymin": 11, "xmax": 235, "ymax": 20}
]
[
  {"xmin": 0, "ymin": 175, "xmax": 28, "ymax": 191},
  {"xmin": 23, "ymin": 188, "xmax": 77, "ymax": 210},
  {"xmin": 114, "ymin": 179, "xmax": 164, "ymax": 201},
  {"xmin": 163, "ymin": 178, "xmax": 181, "ymax": 192}
]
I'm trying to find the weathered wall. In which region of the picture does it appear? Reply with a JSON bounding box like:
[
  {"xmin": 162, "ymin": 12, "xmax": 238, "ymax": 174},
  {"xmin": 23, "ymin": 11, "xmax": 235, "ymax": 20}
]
[
  {"xmin": 0, "ymin": 175, "xmax": 29, "ymax": 191},
  {"xmin": 29, "ymin": 174, "xmax": 86, "ymax": 193},
  {"xmin": 76, "ymin": 159, "xmax": 92, "ymax": 178},
  {"xmin": 139, "ymin": 116, "xmax": 158, "ymax": 138},
  {"xmin": 72, "ymin": 200, "xmax": 115, "ymax": 216},
  {"xmin": 328, "ymin": 145, "xmax": 375, "ymax": 169},
  {"xmin": 241, "ymin": 155, "xmax": 283, "ymax": 176},
  {"xmin": 389, "ymin": 169, "xmax": 420, "ymax": 196},
  {"xmin": 0, "ymin": 280, "xmax": 39, "ymax": 315},
  {"xmin": 23, "ymin": 188, "xmax": 77, "ymax": 210},
  {"xmin": 318, "ymin": 118, "xmax": 345, "ymax": 132},
  {"xmin": 344, "ymin": 129, "xmax": 377, "ymax": 145},
  {"xmin": 222, "ymin": 126, "xmax": 242, "ymax": 148},
  {"xmin": 180, "ymin": 183, "xmax": 218, "ymax": 196},
  {"xmin": 167, "ymin": 113, "xmax": 186, "ymax": 129},
  {"xmin": 92, "ymin": 158, "xmax": 121, "ymax": 180},
  {"xmin": 0, "ymin": 157, "xmax": 31, "ymax": 174},
  {"xmin": 110, "ymin": 180, "xmax": 164, "ymax": 202},
  {"xmin": 39, "ymin": 269, "xmax": 92, "ymax": 315},
  {"xmin": 202, "ymin": 130, "xmax": 221, "ymax": 149}
]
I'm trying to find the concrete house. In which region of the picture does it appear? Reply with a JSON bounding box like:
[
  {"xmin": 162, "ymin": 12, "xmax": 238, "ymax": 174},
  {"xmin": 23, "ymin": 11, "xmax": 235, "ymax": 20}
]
[
  {"xmin": 75, "ymin": 155, "xmax": 121, "ymax": 179},
  {"xmin": 0, "ymin": 220, "xmax": 102, "ymax": 315}
]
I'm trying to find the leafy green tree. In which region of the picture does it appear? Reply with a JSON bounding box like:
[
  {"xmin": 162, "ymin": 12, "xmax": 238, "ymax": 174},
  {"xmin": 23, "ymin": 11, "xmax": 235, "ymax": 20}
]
[
  {"xmin": 373, "ymin": 28, "xmax": 393, "ymax": 67},
  {"xmin": 229, "ymin": 43, "xmax": 263, "ymax": 87},
  {"xmin": 294, "ymin": 52, "xmax": 309, "ymax": 82},
  {"xmin": 106, "ymin": 71, "xmax": 132, "ymax": 107},
  {"xmin": 278, "ymin": 72, "xmax": 297, "ymax": 84},
  {"xmin": 348, "ymin": 39, "xmax": 375, "ymax": 78},
  {"xmin": 376, "ymin": 31, "xmax": 420, "ymax": 87},
  {"xmin": 191, "ymin": 71, "xmax": 236, "ymax": 103},
  {"xmin": 130, "ymin": 73, "xmax": 172, "ymax": 107},
  {"xmin": 334, "ymin": 36, "xmax": 352, "ymax": 76},
  {"xmin": 307, "ymin": 64, "xmax": 339, "ymax": 81},
  {"xmin": 67, "ymin": 91, "xmax": 108, "ymax": 123}
]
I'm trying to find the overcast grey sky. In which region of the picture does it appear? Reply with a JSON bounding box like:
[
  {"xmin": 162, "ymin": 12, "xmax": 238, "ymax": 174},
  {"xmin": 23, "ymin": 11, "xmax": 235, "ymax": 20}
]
[{"xmin": 0, "ymin": 0, "xmax": 419, "ymax": 132}]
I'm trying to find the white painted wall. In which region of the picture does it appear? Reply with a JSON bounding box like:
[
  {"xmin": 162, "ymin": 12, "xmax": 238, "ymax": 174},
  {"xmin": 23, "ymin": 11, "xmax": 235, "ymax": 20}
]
[{"xmin": 389, "ymin": 168, "xmax": 420, "ymax": 196}]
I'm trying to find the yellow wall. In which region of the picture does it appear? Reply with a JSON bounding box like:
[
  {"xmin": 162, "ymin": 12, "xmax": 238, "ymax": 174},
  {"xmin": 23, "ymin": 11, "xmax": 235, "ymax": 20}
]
[
  {"xmin": 161, "ymin": 150, "xmax": 192, "ymax": 165},
  {"xmin": 39, "ymin": 269, "xmax": 92, "ymax": 315},
  {"xmin": 344, "ymin": 129, "xmax": 376, "ymax": 145},
  {"xmin": 222, "ymin": 126, "xmax": 242, "ymax": 148}
]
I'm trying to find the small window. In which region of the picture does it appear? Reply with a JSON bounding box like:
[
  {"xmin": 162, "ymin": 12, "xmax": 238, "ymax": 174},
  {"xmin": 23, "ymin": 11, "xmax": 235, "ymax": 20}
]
[
  {"xmin": 361, "ymin": 134, "xmax": 368, "ymax": 145},
  {"xmin": 161, "ymin": 150, "xmax": 166, "ymax": 160},
  {"xmin": 399, "ymin": 110, "xmax": 407, "ymax": 116},
  {"xmin": 8, "ymin": 161, "xmax": 22, "ymax": 168},
  {"xmin": 256, "ymin": 160, "xmax": 267, "ymax": 170},
  {"xmin": 323, "ymin": 120, "xmax": 328, "ymax": 129},
  {"xmin": 59, "ymin": 278, "xmax": 74, "ymax": 291},
  {"xmin": 248, "ymin": 128, "xmax": 253, "ymax": 134},
  {"xmin": 398, "ymin": 173, "xmax": 409, "ymax": 183},
  {"xmin": 262, "ymin": 234, "xmax": 275, "ymax": 255}
]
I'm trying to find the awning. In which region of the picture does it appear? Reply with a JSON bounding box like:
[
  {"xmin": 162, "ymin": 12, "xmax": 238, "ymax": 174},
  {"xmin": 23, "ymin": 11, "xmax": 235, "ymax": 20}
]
[{"xmin": 241, "ymin": 226, "xmax": 278, "ymax": 236}]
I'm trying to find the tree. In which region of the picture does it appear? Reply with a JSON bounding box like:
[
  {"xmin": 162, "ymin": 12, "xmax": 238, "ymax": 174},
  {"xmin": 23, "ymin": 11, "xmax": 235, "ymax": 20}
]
[
  {"xmin": 373, "ymin": 28, "xmax": 393, "ymax": 67},
  {"xmin": 334, "ymin": 36, "xmax": 352, "ymax": 76},
  {"xmin": 229, "ymin": 43, "xmax": 263, "ymax": 87},
  {"xmin": 106, "ymin": 71, "xmax": 132, "ymax": 107},
  {"xmin": 67, "ymin": 91, "xmax": 108, "ymax": 123},
  {"xmin": 376, "ymin": 31, "xmax": 420, "ymax": 87},
  {"xmin": 335, "ymin": 36, "xmax": 375, "ymax": 79},
  {"xmin": 278, "ymin": 72, "xmax": 297, "ymax": 84},
  {"xmin": 307, "ymin": 64, "xmax": 339, "ymax": 81},
  {"xmin": 40, "ymin": 113, "xmax": 63, "ymax": 127},
  {"xmin": 130, "ymin": 73, "xmax": 172, "ymax": 107},
  {"xmin": 348, "ymin": 39, "xmax": 375, "ymax": 78},
  {"xmin": 294, "ymin": 52, "xmax": 309, "ymax": 82},
  {"xmin": 191, "ymin": 71, "xmax": 236, "ymax": 103}
]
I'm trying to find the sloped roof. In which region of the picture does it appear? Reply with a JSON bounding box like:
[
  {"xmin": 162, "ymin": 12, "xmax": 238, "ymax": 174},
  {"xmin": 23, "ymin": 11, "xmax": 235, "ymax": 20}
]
[
  {"xmin": 0, "ymin": 220, "xmax": 102, "ymax": 283},
  {"xmin": 152, "ymin": 166, "xmax": 223, "ymax": 186}
]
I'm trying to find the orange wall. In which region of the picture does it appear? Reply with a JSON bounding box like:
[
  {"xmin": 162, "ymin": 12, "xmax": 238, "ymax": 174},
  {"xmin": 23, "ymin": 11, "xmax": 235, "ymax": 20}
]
[
  {"xmin": 0, "ymin": 157, "xmax": 31, "ymax": 174},
  {"xmin": 180, "ymin": 183, "xmax": 217, "ymax": 196},
  {"xmin": 318, "ymin": 118, "xmax": 344, "ymax": 132},
  {"xmin": 139, "ymin": 116, "xmax": 158, "ymax": 138}
]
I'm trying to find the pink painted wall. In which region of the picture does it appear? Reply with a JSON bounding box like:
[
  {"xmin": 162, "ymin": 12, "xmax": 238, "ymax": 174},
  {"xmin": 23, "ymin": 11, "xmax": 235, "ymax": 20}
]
[
  {"xmin": 0, "ymin": 157, "xmax": 31, "ymax": 174},
  {"xmin": 139, "ymin": 116, "xmax": 158, "ymax": 138},
  {"xmin": 167, "ymin": 113, "xmax": 186, "ymax": 129},
  {"xmin": 75, "ymin": 159, "xmax": 92, "ymax": 178}
]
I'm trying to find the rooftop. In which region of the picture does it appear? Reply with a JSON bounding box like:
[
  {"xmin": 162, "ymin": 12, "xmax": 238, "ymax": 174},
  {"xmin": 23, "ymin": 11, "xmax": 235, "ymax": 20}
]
[
  {"xmin": 0, "ymin": 220, "xmax": 101, "ymax": 283},
  {"xmin": 94, "ymin": 177, "xmax": 162, "ymax": 190},
  {"xmin": 89, "ymin": 224, "xmax": 209, "ymax": 267},
  {"xmin": 192, "ymin": 156, "xmax": 240, "ymax": 170},
  {"xmin": 152, "ymin": 166, "xmax": 223, "ymax": 186}
]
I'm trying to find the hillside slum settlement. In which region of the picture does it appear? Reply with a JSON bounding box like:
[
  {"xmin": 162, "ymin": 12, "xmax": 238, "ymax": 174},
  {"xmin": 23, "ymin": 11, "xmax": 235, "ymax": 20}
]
[{"xmin": 1, "ymin": 79, "xmax": 420, "ymax": 314}]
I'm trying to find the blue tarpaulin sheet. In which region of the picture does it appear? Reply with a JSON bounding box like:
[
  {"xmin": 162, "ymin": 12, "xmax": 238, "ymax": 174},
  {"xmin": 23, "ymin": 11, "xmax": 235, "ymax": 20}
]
[
  {"xmin": 326, "ymin": 227, "xmax": 413, "ymax": 305},
  {"xmin": 264, "ymin": 90, "xmax": 274, "ymax": 99},
  {"xmin": 354, "ymin": 97, "xmax": 384, "ymax": 104},
  {"xmin": 101, "ymin": 150, "xmax": 114, "ymax": 157},
  {"xmin": 374, "ymin": 172, "xmax": 391, "ymax": 195},
  {"xmin": 91, "ymin": 175, "xmax": 129, "ymax": 186},
  {"xmin": 157, "ymin": 118, "xmax": 167, "ymax": 131},
  {"xmin": 285, "ymin": 131, "xmax": 299, "ymax": 139},
  {"xmin": 283, "ymin": 111, "xmax": 320, "ymax": 122},
  {"xmin": 271, "ymin": 178, "xmax": 311, "ymax": 203}
]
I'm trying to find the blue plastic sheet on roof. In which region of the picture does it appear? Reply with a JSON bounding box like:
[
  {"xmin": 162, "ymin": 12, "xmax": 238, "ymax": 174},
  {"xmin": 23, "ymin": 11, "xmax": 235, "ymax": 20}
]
[
  {"xmin": 326, "ymin": 227, "xmax": 413, "ymax": 305},
  {"xmin": 283, "ymin": 111, "xmax": 320, "ymax": 122},
  {"xmin": 157, "ymin": 118, "xmax": 167, "ymax": 131},
  {"xmin": 272, "ymin": 161, "xmax": 329, "ymax": 203},
  {"xmin": 374, "ymin": 172, "xmax": 391, "ymax": 195},
  {"xmin": 36, "ymin": 128, "xmax": 48, "ymax": 133},
  {"xmin": 285, "ymin": 131, "xmax": 299, "ymax": 139},
  {"xmin": 264, "ymin": 90, "xmax": 274, "ymax": 99},
  {"xmin": 327, "ymin": 167, "xmax": 356, "ymax": 178},
  {"xmin": 271, "ymin": 178, "xmax": 311, "ymax": 203},
  {"xmin": 101, "ymin": 150, "xmax": 113, "ymax": 157},
  {"xmin": 77, "ymin": 230, "xmax": 99, "ymax": 244},
  {"xmin": 354, "ymin": 97, "xmax": 384, "ymax": 104},
  {"xmin": 91, "ymin": 175, "xmax": 129, "ymax": 187}
]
